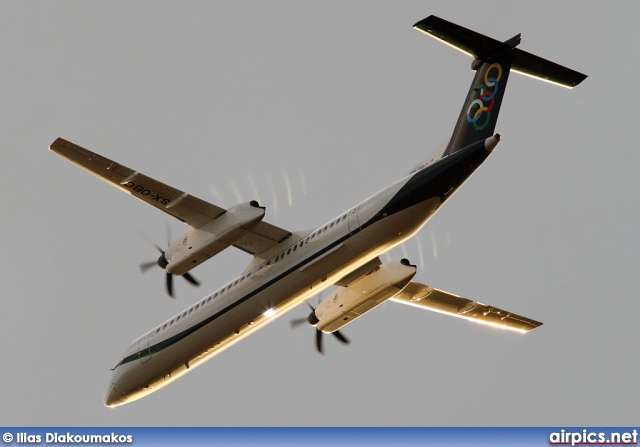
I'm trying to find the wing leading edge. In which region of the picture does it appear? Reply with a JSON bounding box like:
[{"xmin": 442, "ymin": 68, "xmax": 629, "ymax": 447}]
[
  {"xmin": 49, "ymin": 138, "xmax": 291, "ymax": 256},
  {"xmin": 390, "ymin": 281, "xmax": 542, "ymax": 333}
]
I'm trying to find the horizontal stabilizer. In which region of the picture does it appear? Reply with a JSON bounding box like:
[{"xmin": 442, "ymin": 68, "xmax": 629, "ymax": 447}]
[
  {"xmin": 512, "ymin": 49, "xmax": 587, "ymax": 88},
  {"xmin": 414, "ymin": 15, "xmax": 586, "ymax": 88},
  {"xmin": 414, "ymin": 15, "xmax": 513, "ymax": 60}
]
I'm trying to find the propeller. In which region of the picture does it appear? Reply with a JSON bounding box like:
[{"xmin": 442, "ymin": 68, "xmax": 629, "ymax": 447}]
[
  {"xmin": 139, "ymin": 229, "xmax": 200, "ymax": 298},
  {"xmin": 290, "ymin": 302, "xmax": 350, "ymax": 355}
]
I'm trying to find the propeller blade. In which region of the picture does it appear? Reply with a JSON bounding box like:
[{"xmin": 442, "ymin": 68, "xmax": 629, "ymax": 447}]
[
  {"xmin": 139, "ymin": 261, "xmax": 158, "ymax": 273},
  {"xmin": 166, "ymin": 273, "xmax": 174, "ymax": 298},
  {"xmin": 290, "ymin": 318, "xmax": 308, "ymax": 328},
  {"xmin": 164, "ymin": 222, "xmax": 172, "ymax": 248},
  {"xmin": 291, "ymin": 299, "xmax": 349, "ymax": 354},
  {"xmin": 139, "ymin": 231, "xmax": 165, "ymax": 254},
  {"xmin": 315, "ymin": 329, "xmax": 324, "ymax": 355},
  {"xmin": 305, "ymin": 301, "xmax": 315, "ymax": 311},
  {"xmin": 182, "ymin": 272, "xmax": 200, "ymax": 287},
  {"xmin": 332, "ymin": 330, "xmax": 350, "ymax": 345},
  {"xmin": 140, "ymin": 230, "xmax": 198, "ymax": 298}
]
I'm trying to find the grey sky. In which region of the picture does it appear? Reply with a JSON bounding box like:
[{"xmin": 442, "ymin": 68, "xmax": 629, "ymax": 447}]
[{"xmin": 2, "ymin": 1, "xmax": 639, "ymax": 426}]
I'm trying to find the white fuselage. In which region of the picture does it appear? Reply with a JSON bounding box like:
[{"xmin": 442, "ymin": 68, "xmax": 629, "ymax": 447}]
[{"xmin": 105, "ymin": 137, "xmax": 495, "ymax": 407}]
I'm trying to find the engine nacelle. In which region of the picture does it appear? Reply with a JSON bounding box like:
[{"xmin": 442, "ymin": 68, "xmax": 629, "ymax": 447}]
[
  {"xmin": 315, "ymin": 259, "xmax": 417, "ymax": 333},
  {"xmin": 165, "ymin": 201, "xmax": 265, "ymax": 275}
]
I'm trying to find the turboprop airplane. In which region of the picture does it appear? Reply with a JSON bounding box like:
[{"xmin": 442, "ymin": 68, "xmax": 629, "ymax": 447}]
[{"xmin": 49, "ymin": 16, "xmax": 586, "ymax": 407}]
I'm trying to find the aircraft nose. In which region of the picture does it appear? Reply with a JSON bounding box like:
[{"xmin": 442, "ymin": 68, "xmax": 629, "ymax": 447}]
[{"xmin": 104, "ymin": 383, "xmax": 124, "ymax": 408}]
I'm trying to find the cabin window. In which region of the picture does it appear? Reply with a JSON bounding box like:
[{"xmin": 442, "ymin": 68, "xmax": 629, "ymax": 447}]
[
  {"xmin": 195, "ymin": 304, "xmax": 199, "ymax": 310},
  {"xmin": 293, "ymin": 245, "xmax": 297, "ymax": 252},
  {"xmin": 189, "ymin": 308, "xmax": 193, "ymax": 314},
  {"xmin": 170, "ymin": 319, "xmax": 174, "ymax": 326},
  {"xmin": 176, "ymin": 316, "xmax": 181, "ymax": 322},
  {"xmin": 156, "ymin": 328, "xmax": 160, "ymax": 334},
  {"xmin": 287, "ymin": 248, "xmax": 291, "ymax": 255}
]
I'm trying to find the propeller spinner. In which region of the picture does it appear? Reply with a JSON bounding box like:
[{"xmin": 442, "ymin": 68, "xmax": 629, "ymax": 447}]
[
  {"xmin": 139, "ymin": 234, "xmax": 200, "ymax": 298},
  {"xmin": 290, "ymin": 302, "xmax": 350, "ymax": 355}
]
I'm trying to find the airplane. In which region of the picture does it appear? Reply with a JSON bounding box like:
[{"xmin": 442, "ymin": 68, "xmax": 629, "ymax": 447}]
[{"xmin": 49, "ymin": 15, "xmax": 586, "ymax": 407}]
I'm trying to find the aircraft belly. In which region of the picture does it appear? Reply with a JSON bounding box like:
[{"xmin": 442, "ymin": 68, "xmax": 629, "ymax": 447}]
[{"xmin": 109, "ymin": 196, "xmax": 443, "ymax": 405}]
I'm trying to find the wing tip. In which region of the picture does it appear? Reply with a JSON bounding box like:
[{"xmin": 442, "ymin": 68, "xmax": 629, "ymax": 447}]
[{"xmin": 48, "ymin": 137, "xmax": 64, "ymax": 152}]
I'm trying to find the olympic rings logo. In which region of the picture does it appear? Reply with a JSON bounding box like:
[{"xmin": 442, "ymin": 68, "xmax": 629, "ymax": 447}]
[{"xmin": 466, "ymin": 63, "xmax": 502, "ymax": 131}]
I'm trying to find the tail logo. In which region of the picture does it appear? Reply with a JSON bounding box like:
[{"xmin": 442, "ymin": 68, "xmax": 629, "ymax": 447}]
[{"xmin": 466, "ymin": 63, "xmax": 502, "ymax": 131}]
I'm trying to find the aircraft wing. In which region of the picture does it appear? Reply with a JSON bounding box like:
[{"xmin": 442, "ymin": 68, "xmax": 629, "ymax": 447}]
[
  {"xmin": 232, "ymin": 220, "xmax": 293, "ymax": 256},
  {"xmin": 49, "ymin": 138, "xmax": 291, "ymax": 255},
  {"xmin": 390, "ymin": 281, "xmax": 542, "ymax": 333}
]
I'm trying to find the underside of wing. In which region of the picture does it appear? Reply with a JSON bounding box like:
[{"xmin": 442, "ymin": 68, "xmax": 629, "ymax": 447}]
[
  {"xmin": 50, "ymin": 138, "xmax": 226, "ymax": 227},
  {"xmin": 390, "ymin": 281, "xmax": 542, "ymax": 333},
  {"xmin": 233, "ymin": 221, "xmax": 293, "ymax": 256},
  {"xmin": 50, "ymin": 138, "xmax": 293, "ymax": 258}
]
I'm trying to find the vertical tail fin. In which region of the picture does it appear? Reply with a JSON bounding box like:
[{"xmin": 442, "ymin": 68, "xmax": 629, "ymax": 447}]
[
  {"xmin": 414, "ymin": 16, "xmax": 587, "ymax": 157},
  {"xmin": 443, "ymin": 48, "xmax": 515, "ymax": 156}
]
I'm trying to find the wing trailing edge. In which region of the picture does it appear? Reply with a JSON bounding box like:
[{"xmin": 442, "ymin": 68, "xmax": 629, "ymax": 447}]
[{"xmin": 390, "ymin": 281, "xmax": 542, "ymax": 333}]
